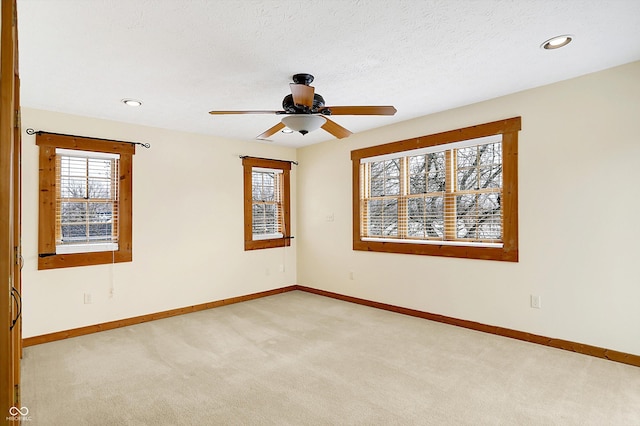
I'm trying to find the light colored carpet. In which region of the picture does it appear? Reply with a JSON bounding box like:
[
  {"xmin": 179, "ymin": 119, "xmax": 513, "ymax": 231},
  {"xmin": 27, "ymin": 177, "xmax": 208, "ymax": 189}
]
[{"xmin": 20, "ymin": 290, "xmax": 640, "ymax": 425}]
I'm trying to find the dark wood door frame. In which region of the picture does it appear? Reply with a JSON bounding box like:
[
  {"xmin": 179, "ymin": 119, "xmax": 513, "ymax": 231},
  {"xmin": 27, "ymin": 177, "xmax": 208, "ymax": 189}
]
[{"xmin": 1, "ymin": 0, "xmax": 21, "ymax": 416}]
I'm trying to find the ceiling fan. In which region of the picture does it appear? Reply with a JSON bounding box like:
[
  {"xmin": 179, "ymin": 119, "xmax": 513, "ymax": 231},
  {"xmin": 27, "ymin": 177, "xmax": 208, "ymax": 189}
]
[{"xmin": 208, "ymin": 73, "xmax": 397, "ymax": 140}]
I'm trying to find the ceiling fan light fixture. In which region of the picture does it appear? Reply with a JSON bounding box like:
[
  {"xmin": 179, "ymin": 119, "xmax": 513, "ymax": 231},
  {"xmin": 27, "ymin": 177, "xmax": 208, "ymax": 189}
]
[
  {"xmin": 541, "ymin": 34, "xmax": 573, "ymax": 50},
  {"xmin": 281, "ymin": 128, "xmax": 294, "ymax": 134},
  {"xmin": 281, "ymin": 115, "xmax": 326, "ymax": 135}
]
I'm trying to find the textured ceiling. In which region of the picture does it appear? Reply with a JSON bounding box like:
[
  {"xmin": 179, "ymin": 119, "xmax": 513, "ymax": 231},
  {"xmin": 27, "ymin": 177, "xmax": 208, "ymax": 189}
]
[{"xmin": 17, "ymin": 0, "xmax": 640, "ymax": 148}]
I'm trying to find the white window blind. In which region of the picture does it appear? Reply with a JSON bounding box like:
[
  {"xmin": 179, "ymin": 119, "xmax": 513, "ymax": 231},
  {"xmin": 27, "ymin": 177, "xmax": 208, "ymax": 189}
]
[
  {"xmin": 252, "ymin": 167, "xmax": 284, "ymax": 240},
  {"xmin": 360, "ymin": 136, "xmax": 504, "ymax": 247},
  {"xmin": 55, "ymin": 148, "xmax": 120, "ymax": 254}
]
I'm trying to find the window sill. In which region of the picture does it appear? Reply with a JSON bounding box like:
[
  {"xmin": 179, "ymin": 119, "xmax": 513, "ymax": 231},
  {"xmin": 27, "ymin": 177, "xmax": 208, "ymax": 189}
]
[
  {"xmin": 354, "ymin": 238, "xmax": 517, "ymax": 262},
  {"xmin": 38, "ymin": 249, "xmax": 132, "ymax": 270}
]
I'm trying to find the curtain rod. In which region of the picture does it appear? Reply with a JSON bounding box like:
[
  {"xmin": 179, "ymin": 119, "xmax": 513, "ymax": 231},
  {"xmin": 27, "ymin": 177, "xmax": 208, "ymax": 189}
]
[
  {"xmin": 25, "ymin": 128, "xmax": 151, "ymax": 149},
  {"xmin": 239, "ymin": 155, "xmax": 298, "ymax": 165}
]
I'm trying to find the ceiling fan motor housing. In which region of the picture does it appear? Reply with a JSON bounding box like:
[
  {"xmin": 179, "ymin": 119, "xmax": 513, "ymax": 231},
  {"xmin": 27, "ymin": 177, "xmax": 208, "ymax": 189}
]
[{"xmin": 282, "ymin": 93, "xmax": 326, "ymax": 114}]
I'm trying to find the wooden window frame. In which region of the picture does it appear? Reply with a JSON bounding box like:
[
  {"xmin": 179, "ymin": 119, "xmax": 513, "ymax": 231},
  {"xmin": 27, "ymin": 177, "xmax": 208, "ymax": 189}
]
[
  {"xmin": 36, "ymin": 133, "xmax": 135, "ymax": 269},
  {"xmin": 351, "ymin": 117, "xmax": 520, "ymax": 262},
  {"xmin": 242, "ymin": 157, "xmax": 291, "ymax": 251}
]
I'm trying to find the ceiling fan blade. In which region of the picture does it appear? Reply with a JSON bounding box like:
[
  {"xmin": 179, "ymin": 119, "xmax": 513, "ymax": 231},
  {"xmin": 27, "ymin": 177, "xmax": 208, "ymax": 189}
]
[
  {"xmin": 256, "ymin": 122, "xmax": 286, "ymax": 140},
  {"xmin": 321, "ymin": 118, "xmax": 353, "ymax": 139},
  {"xmin": 290, "ymin": 84, "xmax": 315, "ymax": 108},
  {"xmin": 321, "ymin": 106, "xmax": 397, "ymax": 116},
  {"xmin": 208, "ymin": 110, "xmax": 281, "ymax": 115}
]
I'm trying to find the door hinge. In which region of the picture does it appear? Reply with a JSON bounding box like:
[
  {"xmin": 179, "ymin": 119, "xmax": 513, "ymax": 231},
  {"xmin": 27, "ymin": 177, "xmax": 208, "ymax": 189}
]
[{"xmin": 14, "ymin": 109, "xmax": 20, "ymax": 129}]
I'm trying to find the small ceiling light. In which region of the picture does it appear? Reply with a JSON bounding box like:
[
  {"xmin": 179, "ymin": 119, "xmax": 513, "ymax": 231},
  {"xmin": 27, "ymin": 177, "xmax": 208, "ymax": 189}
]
[
  {"xmin": 122, "ymin": 99, "xmax": 143, "ymax": 107},
  {"xmin": 281, "ymin": 128, "xmax": 294, "ymax": 134},
  {"xmin": 541, "ymin": 35, "xmax": 573, "ymax": 50},
  {"xmin": 281, "ymin": 115, "xmax": 326, "ymax": 135}
]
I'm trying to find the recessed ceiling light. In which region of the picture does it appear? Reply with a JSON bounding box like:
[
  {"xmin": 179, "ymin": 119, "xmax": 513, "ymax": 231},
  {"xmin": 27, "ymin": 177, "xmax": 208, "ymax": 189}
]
[
  {"xmin": 541, "ymin": 35, "xmax": 573, "ymax": 50},
  {"xmin": 122, "ymin": 99, "xmax": 143, "ymax": 107},
  {"xmin": 281, "ymin": 128, "xmax": 294, "ymax": 134}
]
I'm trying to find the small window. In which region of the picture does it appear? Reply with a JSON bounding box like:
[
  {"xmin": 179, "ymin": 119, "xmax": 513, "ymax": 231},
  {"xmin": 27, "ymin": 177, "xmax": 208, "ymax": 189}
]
[
  {"xmin": 351, "ymin": 117, "xmax": 520, "ymax": 262},
  {"xmin": 242, "ymin": 157, "xmax": 291, "ymax": 250},
  {"xmin": 55, "ymin": 149, "xmax": 120, "ymax": 254},
  {"xmin": 37, "ymin": 133, "xmax": 135, "ymax": 269}
]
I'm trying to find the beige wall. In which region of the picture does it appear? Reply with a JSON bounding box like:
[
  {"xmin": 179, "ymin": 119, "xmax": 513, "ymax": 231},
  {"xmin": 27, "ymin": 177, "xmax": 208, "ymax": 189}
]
[
  {"xmin": 297, "ymin": 61, "xmax": 640, "ymax": 356},
  {"xmin": 21, "ymin": 109, "xmax": 297, "ymax": 337}
]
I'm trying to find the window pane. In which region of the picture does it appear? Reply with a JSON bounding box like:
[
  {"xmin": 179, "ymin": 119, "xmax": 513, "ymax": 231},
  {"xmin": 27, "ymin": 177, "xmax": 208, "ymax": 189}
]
[
  {"xmin": 370, "ymin": 161, "xmax": 384, "ymax": 178},
  {"xmin": 456, "ymin": 194, "xmax": 477, "ymax": 239},
  {"xmin": 426, "ymin": 196, "xmax": 444, "ymax": 237},
  {"xmin": 60, "ymin": 156, "xmax": 86, "ymax": 177},
  {"xmin": 253, "ymin": 171, "xmax": 279, "ymax": 203},
  {"xmin": 88, "ymin": 223, "xmax": 113, "ymax": 241},
  {"xmin": 457, "ymin": 146, "xmax": 477, "ymax": 168},
  {"xmin": 407, "ymin": 198, "xmax": 425, "ymax": 237},
  {"xmin": 457, "ymin": 169, "xmax": 478, "ymax": 191},
  {"xmin": 386, "ymin": 159, "xmax": 400, "ymax": 177},
  {"xmin": 409, "ymin": 155, "xmax": 426, "ymax": 195},
  {"xmin": 371, "ymin": 177, "xmax": 384, "ymax": 197},
  {"xmin": 61, "ymin": 202, "xmax": 86, "ymax": 224},
  {"xmin": 252, "ymin": 174, "xmax": 262, "ymax": 200},
  {"xmin": 410, "ymin": 174, "xmax": 426, "ymax": 194},
  {"xmin": 409, "ymin": 155, "xmax": 425, "ymax": 175},
  {"xmin": 382, "ymin": 200, "xmax": 398, "ymax": 236},
  {"xmin": 408, "ymin": 196, "xmax": 444, "ymax": 238},
  {"xmin": 455, "ymin": 193, "xmax": 501, "ymax": 240},
  {"xmin": 263, "ymin": 172, "xmax": 275, "ymax": 187},
  {"xmin": 88, "ymin": 158, "xmax": 112, "ymax": 177},
  {"xmin": 60, "ymin": 176, "xmax": 87, "ymax": 198},
  {"xmin": 367, "ymin": 199, "xmax": 384, "ymax": 236},
  {"xmin": 480, "ymin": 142, "xmax": 502, "ymax": 166},
  {"xmin": 61, "ymin": 224, "xmax": 88, "ymax": 242},
  {"xmin": 252, "ymin": 202, "xmax": 279, "ymax": 235},
  {"xmin": 261, "ymin": 184, "xmax": 275, "ymax": 202},
  {"xmin": 252, "ymin": 204, "xmax": 264, "ymax": 234},
  {"xmin": 478, "ymin": 165, "xmax": 502, "ymax": 189},
  {"xmin": 477, "ymin": 193, "xmax": 501, "ymax": 240},
  {"xmin": 428, "ymin": 152, "xmax": 445, "ymax": 173},
  {"xmin": 264, "ymin": 204, "xmax": 278, "ymax": 234},
  {"xmin": 428, "ymin": 171, "xmax": 445, "ymax": 193},
  {"xmin": 367, "ymin": 198, "xmax": 398, "ymax": 237},
  {"xmin": 87, "ymin": 202, "xmax": 113, "ymax": 223},
  {"xmin": 385, "ymin": 177, "xmax": 400, "ymax": 196},
  {"xmin": 88, "ymin": 177, "xmax": 112, "ymax": 199}
]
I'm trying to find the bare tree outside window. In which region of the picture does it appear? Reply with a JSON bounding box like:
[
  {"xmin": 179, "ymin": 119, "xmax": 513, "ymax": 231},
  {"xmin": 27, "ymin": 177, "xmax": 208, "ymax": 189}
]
[
  {"xmin": 251, "ymin": 170, "xmax": 282, "ymax": 237},
  {"xmin": 58, "ymin": 155, "xmax": 118, "ymax": 246},
  {"xmin": 454, "ymin": 143, "xmax": 502, "ymax": 241},
  {"xmin": 362, "ymin": 141, "xmax": 503, "ymax": 244},
  {"xmin": 352, "ymin": 116, "xmax": 520, "ymax": 262}
]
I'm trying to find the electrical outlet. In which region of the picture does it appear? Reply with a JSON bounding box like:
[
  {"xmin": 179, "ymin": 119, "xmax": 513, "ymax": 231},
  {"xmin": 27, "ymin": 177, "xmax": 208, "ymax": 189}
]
[
  {"xmin": 84, "ymin": 293, "xmax": 92, "ymax": 304},
  {"xmin": 326, "ymin": 213, "xmax": 335, "ymax": 222},
  {"xmin": 530, "ymin": 295, "xmax": 541, "ymax": 309},
  {"xmin": 349, "ymin": 271, "xmax": 354, "ymax": 280},
  {"xmin": 279, "ymin": 264, "xmax": 285, "ymax": 272}
]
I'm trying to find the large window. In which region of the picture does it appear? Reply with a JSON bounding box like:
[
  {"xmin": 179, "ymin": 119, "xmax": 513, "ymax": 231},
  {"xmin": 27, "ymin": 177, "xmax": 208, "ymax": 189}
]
[
  {"xmin": 351, "ymin": 117, "xmax": 520, "ymax": 261},
  {"xmin": 242, "ymin": 157, "xmax": 291, "ymax": 250},
  {"xmin": 37, "ymin": 132, "xmax": 135, "ymax": 269}
]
